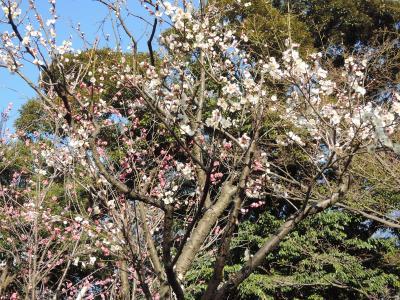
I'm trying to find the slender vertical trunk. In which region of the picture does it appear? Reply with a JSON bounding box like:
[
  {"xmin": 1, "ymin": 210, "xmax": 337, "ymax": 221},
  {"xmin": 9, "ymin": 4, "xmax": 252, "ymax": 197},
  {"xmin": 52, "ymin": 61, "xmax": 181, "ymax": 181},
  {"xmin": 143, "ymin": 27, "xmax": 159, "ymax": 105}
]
[{"xmin": 120, "ymin": 260, "xmax": 131, "ymax": 300}]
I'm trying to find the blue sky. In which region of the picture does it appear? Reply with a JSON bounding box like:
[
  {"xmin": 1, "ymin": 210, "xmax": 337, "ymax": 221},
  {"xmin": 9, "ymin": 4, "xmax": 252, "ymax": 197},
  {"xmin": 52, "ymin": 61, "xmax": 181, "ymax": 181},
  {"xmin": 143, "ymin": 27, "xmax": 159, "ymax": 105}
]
[{"xmin": 0, "ymin": 0, "xmax": 161, "ymax": 130}]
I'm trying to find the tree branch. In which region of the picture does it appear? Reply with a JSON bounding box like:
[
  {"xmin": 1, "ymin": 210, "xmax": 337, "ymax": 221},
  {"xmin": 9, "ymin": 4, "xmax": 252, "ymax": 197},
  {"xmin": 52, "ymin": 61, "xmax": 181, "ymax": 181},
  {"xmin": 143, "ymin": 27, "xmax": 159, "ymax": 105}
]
[
  {"xmin": 89, "ymin": 127, "xmax": 165, "ymax": 210},
  {"xmin": 214, "ymin": 175, "xmax": 351, "ymax": 299}
]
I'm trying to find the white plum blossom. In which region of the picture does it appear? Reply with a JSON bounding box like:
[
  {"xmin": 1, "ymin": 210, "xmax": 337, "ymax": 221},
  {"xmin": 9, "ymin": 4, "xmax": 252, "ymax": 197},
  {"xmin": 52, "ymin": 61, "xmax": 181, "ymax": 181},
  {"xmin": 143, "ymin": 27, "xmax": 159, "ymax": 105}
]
[
  {"xmin": 239, "ymin": 133, "xmax": 251, "ymax": 149},
  {"xmin": 222, "ymin": 82, "xmax": 241, "ymax": 97},
  {"xmin": 162, "ymin": 190, "xmax": 175, "ymax": 205},
  {"xmin": 56, "ymin": 40, "xmax": 73, "ymax": 55},
  {"xmin": 263, "ymin": 57, "xmax": 283, "ymax": 79},
  {"xmin": 355, "ymin": 85, "xmax": 366, "ymax": 96},
  {"xmin": 176, "ymin": 162, "xmax": 194, "ymax": 179},
  {"xmin": 89, "ymin": 256, "xmax": 97, "ymax": 265},
  {"xmin": 180, "ymin": 124, "xmax": 194, "ymax": 136},
  {"xmin": 287, "ymin": 131, "xmax": 305, "ymax": 146},
  {"xmin": 206, "ymin": 109, "xmax": 222, "ymax": 127},
  {"xmin": 392, "ymin": 100, "xmax": 400, "ymax": 115},
  {"xmin": 46, "ymin": 19, "xmax": 56, "ymax": 26}
]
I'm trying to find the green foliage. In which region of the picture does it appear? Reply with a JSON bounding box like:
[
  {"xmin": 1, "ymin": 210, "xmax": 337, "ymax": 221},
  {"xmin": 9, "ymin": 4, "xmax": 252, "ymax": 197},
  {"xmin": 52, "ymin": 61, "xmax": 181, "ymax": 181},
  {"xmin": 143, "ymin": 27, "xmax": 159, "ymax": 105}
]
[
  {"xmin": 212, "ymin": 0, "xmax": 314, "ymax": 58},
  {"xmin": 14, "ymin": 99, "xmax": 54, "ymax": 135},
  {"xmin": 226, "ymin": 209, "xmax": 400, "ymax": 299},
  {"xmin": 184, "ymin": 255, "xmax": 214, "ymax": 299},
  {"xmin": 0, "ymin": 140, "xmax": 33, "ymax": 185},
  {"xmin": 184, "ymin": 208, "xmax": 399, "ymax": 299},
  {"xmin": 15, "ymin": 49, "xmax": 159, "ymax": 136},
  {"xmin": 286, "ymin": 0, "xmax": 400, "ymax": 48}
]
